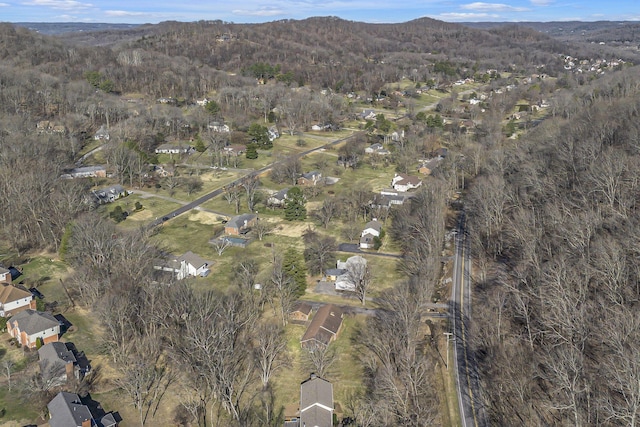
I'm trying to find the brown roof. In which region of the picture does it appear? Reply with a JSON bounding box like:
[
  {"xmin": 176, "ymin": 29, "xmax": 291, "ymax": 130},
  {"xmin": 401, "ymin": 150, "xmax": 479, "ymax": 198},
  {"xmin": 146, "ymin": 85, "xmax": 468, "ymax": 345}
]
[
  {"xmin": 396, "ymin": 173, "xmax": 422, "ymax": 186},
  {"xmin": 301, "ymin": 304, "xmax": 343, "ymax": 346},
  {"xmin": 291, "ymin": 301, "xmax": 313, "ymax": 316},
  {"xmin": 0, "ymin": 284, "xmax": 32, "ymax": 304}
]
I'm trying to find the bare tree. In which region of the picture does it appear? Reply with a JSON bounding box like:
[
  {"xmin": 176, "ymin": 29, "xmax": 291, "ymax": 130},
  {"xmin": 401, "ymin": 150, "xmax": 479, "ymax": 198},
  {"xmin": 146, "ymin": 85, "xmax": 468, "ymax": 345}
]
[
  {"xmin": 346, "ymin": 258, "xmax": 372, "ymax": 305},
  {"xmin": 254, "ymin": 322, "xmax": 289, "ymax": 389},
  {"xmin": 302, "ymin": 344, "xmax": 337, "ymax": 380},
  {"xmin": 212, "ymin": 237, "xmax": 232, "ymax": 256},
  {"xmin": 313, "ymin": 198, "xmax": 339, "ymax": 229},
  {"xmin": 241, "ymin": 175, "xmax": 260, "ymax": 212},
  {"xmin": 252, "ymin": 219, "xmax": 274, "ymax": 241},
  {"xmin": 268, "ymin": 254, "xmax": 298, "ymax": 326},
  {"xmin": 224, "ymin": 184, "xmax": 243, "ymax": 214}
]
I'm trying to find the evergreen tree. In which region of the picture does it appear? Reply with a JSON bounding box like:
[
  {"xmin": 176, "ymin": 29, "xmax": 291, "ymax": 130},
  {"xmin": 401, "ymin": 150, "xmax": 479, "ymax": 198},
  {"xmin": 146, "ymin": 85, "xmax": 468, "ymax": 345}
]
[
  {"xmin": 283, "ymin": 247, "xmax": 307, "ymax": 296},
  {"xmin": 245, "ymin": 143, "xmax": 259, "ymax": 159},
  {"xmin": 194, "ymin": 136, "xmax": 207, "ymax": 153},
  {"xmin": 248, "ymin": 123, "xmax": 271, "ymax": 148},
  {"xmin": 284, "ymin": 187, "xmax": 306, "ymax": 221}
]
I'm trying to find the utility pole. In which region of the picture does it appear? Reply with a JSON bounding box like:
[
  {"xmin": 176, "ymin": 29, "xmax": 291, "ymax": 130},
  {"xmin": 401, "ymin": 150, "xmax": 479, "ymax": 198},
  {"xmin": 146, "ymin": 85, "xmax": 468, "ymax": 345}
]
[{"xmin": 444, "ymin": 332, "xmax": 454, "ymax": 370}]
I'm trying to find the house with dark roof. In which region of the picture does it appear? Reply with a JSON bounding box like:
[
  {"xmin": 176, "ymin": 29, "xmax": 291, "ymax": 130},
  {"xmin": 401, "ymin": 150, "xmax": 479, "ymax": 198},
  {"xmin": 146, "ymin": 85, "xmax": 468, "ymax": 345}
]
[
  {"xmin": 299, "ymin": 374, "xmax": 334, "ymax": 427},
  {"xmin": 290, "ymin": 301, "xmax": 313, "ymax": 323},
  {"xmin": 154, "ymin": 251, "xmax": 211, "ymax": 280},
  {"xmin": 90, "ymin": 185, "xmax": 127, "ymax": 205},
  {"xmin": 39, "ymin": 342, "xmax": 80, "ymax": 385},
  {"xmin": 0, "ymin": 284, "xmax": 35, "ymax": 317},
  {"xmin": 391, "ymin": 173, "xmax": 422, "ymax": 192},
  {"xmin": 7, "ymin": 309, "xmax": 60, "ymax": 348},
  {"xmin": 225, "ymin": 213, "xmax": 257, "ymax": 236},
  {"xmin": 48, "ymin": 392, "xmax": 117, "ymax": 427},
  {"xmin": 300, "ymin": 304, "xmax": 344, "ymax": 350},
  {"xmin": 297, "ymin": 171, "xmax": 322, "ymax": 186},
  {"xmin": 61, "ymin": 165, "xmax": 108, "ymax": 180},
  {"xmin": 267, "ymin": 188, "xmax": 289, "ymax": 207}
]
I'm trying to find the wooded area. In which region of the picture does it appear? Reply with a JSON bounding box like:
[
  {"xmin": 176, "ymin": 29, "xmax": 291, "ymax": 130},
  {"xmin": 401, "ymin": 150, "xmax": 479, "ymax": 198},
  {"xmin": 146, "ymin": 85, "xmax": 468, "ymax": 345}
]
[{"xmin": 0, "ymin": 14, "xmax": 639, "ymax": 427}]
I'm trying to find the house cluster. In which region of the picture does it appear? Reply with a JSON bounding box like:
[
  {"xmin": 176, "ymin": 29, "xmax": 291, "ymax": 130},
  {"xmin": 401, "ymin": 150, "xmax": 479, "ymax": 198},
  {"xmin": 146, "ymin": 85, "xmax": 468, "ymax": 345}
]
[
  {"xmin": 154, "ymin": 250, "xmax": 212, "ymax": 280},
  {"xmin": 562, "ymin": 54, "xmax": 625, "ymax": 74},
  {"xmin": 284, "ymin": 373, "xmax": 334, "ymax": 427}
]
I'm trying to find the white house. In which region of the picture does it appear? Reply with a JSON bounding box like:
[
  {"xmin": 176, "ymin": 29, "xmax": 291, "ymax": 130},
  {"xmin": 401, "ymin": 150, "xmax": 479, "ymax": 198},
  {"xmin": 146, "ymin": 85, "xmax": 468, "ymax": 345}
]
[
  {"xmin": 155, "ymin": 251, "xmax": 211, "ymax": 280},
  {"xmin": 155, "ymin": 143, "xmax": 194, "ymax": 154},
  {"xmin": 360, "ymin": 219, "xmax": 382, "ymax": 249},
  {"xmin": 209, "ymin": 122, "xmax": 230, "ymax": 133},
  {"xmin": 334, "ymin": 256, "xmax": 367, "ymax": 291},
  {"xmin": 0, "ymin": 284, "xmax": 35, "ymax": 317},
  {"xmin": 93, "ymin": 126, "xmax": 110, "ymax": 141},
  {"xmin": 7, "ymin": 309, "xmax": 60, "ymax": 349},
  {"xmin": 0, "ymin": 267, "xmax": 12, "ymax": 284},
  {"xmin": 391, "ymin": 173, "xmax": 422, "ymax": 192}
]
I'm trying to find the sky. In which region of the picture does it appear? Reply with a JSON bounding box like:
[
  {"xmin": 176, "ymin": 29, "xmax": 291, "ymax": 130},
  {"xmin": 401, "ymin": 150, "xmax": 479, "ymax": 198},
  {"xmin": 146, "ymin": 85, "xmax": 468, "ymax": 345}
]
[{"xmin": 1, "ymin": 0, "xmax": 639, "ymax": 24}]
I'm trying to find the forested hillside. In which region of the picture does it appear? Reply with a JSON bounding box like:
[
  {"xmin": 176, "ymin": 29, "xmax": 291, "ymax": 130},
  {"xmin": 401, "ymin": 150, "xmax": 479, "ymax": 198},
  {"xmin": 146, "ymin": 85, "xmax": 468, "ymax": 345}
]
[{"xmin": 467, "ymin": 65, "xmax": 640, "ymax": 425}]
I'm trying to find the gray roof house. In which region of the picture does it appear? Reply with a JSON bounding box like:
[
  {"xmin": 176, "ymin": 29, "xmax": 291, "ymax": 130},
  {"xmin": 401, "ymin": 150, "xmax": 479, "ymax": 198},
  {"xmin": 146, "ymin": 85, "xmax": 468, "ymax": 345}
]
[
  {"xmin": 7, "ymin": 309, "xmax": 60, "ymax": 348},
  {"xmin": 267, "ymin": 188, "xmax": 289, "ymax": 207},
  {"xmin": 360, "ymin": 219, "xmax": 382, "ymax": 249},
  {"xmin": 299, "ymin": 374, "xmax": 334, "ymax": 427},
  {"xmin": 225, "ymin": 213, "xmax": 257, "ymax": 236},
  {"xmin": 48, "ymin": 392, "xmax": 117, "ymax": 427},
  {"xmin": 39, "ymin": 341, "xmax": 88, "ymax": 384},
  {"xmin": 90, "ymin": 185, "xmax": 127, "ymax": 205},
  {"xmin": 155, "ymin": 251, "xmax": 211, "ymax": 280},
  {"xmin": 48, "ymin": 392, "xmax": 94, "ymax": 427}
]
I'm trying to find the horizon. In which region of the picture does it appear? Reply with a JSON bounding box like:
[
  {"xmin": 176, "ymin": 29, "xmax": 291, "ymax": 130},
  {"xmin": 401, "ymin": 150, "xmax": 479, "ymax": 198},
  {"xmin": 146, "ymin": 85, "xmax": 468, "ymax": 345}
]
[{"xmin": 1, "ymin": 1, "xmax": 638, "ymax": 25}]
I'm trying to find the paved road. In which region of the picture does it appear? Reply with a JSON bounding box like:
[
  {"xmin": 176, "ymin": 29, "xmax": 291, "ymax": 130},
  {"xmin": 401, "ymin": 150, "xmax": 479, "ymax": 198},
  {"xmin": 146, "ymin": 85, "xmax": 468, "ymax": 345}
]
[
  {"xmin": 337, "ymin": 243, "xmax": 403, "ymax": 259},
  {"xmin": 451, "ymin": 212, "xmax": 488, "ymax": 427},
  {"xmin": 148, "ymin": 131, "xmax": 365, "ymax": 228}
]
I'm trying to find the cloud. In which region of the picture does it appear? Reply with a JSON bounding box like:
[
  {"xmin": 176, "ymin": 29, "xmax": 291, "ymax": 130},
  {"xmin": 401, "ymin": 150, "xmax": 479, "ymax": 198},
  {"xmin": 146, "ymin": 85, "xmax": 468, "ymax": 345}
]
[
  {"xmin": 0, "ymin": 2, "xmax": 8, "ymax": 6},
  {"xmin": 461, "ymin": 2, "xmax": 528, "ymax": 12},
  {"xmin": 232, "ymin": 7, "xmax": 284, "ymax": 17},
  {"xmin": 104, "ymin": 10, "xmax": 148, "ymax": 17},
  {"xmin": 437, "ymin": 12, "xmax": 500, "ymax": 20},
  {"xmin": 530, "ymin": 0, "xmax": 552, "ymax": 5},
  {"xmin": 22, "ymin": 0, "xmax": 93, "ymax": 9}
]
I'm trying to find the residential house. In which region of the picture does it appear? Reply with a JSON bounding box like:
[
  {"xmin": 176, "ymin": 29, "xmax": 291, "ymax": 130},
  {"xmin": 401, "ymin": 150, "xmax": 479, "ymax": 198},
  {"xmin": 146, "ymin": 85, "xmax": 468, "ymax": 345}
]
[
  {"xmin": 299, "ymin": 374, "xmax": 334, "ymax": 427},
  {"xmin": 223, "ymin": 144, "xmax": 246, "ymax": 157},
  {"xmin": 378, "ymin": 189, "xmax": 415, "ymax": 205},
  {"xmin": 360, "ymin": 219, "xmax": 382, "ymax": 249},
  {"xmin": 364, "ymin": 143, "xmax": 390, "ymax": 155},
  {"xmin": 225, "ymin": 213, "xmax": 257, "ymax": 236},
  {"xmin": 361, "ymin": 109, "xmax": 377, "ymax": 121},
  {"xmin": 334, "ymin": 256, "xmax": 367, "ymax": 291},
  {"xmin": 155, "ymin": 251, "xmax": 211, "ymax": 280},
  {"xmin": 297, "ymin": 171, "xmax": 322, "ymax": 186},
  {"xmin": 290, "ymin": 301, "xmax": 313, "ymax": 323},
  {"xmin": 38, "ymin": 341, "xmax": 86, "ymax": 384},
  {"xmin": 300, "ymin": 304, "xmax": 344, "ymax": 350},
  {"xmin": 7, "ymin": 309, "xmax": 60, "ymax": 349},
  {"xmin": 418, "ymin": 158, "xmax": 442, "ymax": 175},
  {"xmin": 90, "ymin": 185, "xmax": 127, "ymax": 205},
  {"xmin": 48, "ymin": 392, "xmax": 117, "ymax": 427},
  {"xmin": 0, "ymin": 267, "xmax": 12, "ymax": 284},
  {"xmin": 208, "ymin": 122, "xmax": 230, "ymax": 132},
  {"xmin": 391, "ymin": 173, "xmax": 422, "ymax": 192},
  {"xmin": 37, "ymin": 121, "xmax": 66, "ymax": 135},
  {"xmin": 268, "ymin": 126, "xmax": 280, "ymax": 142},
  {"xmin": 61, "ymin": 166, "xmax": 107, "ymax": 179},
  {"xmin": 0, "ymin": 284, "xmax": 36, "ymax": 317},
  {"xmin": 157, "ymin": 97, "xmax": 176, "ymax": 104},
  {"xmin": 154, "ymin": 143, "xmax": 194, "ymax": 154},
  {"xmin": 196, "ymin": 97, "xmax": 209, "ymax": 106},
  {"xmin": 94, "ymin": 126, "xmax": 110, "ymax": 141},
  {"xmin": 267, "ymin": 188, "xmax": 289, "ymax": 207}
]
